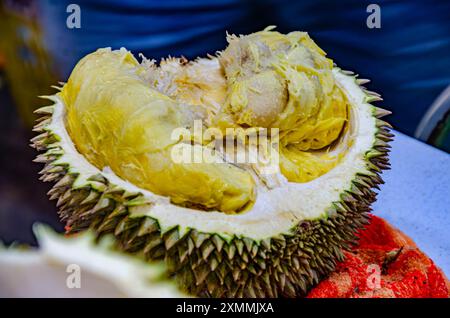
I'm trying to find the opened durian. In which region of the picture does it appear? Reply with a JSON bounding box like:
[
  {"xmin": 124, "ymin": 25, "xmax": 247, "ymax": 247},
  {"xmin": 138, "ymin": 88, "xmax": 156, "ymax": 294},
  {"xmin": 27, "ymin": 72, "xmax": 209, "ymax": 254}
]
[{"xmin": 32, "ymin": 27, "xmax": 392, "ymax": 297}]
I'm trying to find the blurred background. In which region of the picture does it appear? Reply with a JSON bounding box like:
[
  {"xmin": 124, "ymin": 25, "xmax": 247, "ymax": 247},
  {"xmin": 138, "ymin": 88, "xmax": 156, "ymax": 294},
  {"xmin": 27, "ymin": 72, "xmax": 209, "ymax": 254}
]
[{"xmin": 0, "ymin": 0, "xmax": 449, "ymax": 245}]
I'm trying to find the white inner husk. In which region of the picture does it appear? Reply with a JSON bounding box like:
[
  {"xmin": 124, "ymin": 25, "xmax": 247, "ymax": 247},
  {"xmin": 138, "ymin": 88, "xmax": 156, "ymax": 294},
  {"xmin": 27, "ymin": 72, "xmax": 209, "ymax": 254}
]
[{"xmin": 0, "ymin": 226, "xmax": 185, "ymax": 297}]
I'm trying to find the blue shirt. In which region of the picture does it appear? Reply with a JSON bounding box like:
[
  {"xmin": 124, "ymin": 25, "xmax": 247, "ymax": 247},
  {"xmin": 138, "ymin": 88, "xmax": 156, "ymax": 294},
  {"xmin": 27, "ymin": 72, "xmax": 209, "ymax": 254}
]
[{"xmin": 38, "ymin": 0, "xmax": 450, "ymax": 136}]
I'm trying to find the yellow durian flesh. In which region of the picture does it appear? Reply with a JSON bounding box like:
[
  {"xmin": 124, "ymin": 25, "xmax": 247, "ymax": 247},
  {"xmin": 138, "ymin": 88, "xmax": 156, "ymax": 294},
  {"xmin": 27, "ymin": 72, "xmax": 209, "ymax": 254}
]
[
  {"xmin": 61, "ymin": 28, "xmax": 351, "ymax": 213},
  {"xmin": 216, "ymin": 28, "xmax": 348, "ymax": 183},
  {"xmin": 62, "ymin": 49, "xmax": 255, "ymax": 213}
]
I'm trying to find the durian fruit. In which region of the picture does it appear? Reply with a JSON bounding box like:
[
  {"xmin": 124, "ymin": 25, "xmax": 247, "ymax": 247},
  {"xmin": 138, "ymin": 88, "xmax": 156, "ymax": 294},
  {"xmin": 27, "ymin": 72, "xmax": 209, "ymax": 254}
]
[
  {"xmin": 0, "ymin": 226, "xmax": 186, "ymax": 297},
  {"xmin": 31, "ymin": 27, "xmax": 392, "ymax": 297}
]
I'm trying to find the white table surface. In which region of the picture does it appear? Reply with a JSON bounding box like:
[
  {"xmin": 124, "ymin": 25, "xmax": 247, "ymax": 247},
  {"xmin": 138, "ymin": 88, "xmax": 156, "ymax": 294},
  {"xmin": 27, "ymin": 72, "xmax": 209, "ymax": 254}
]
[{"xmin": 373, "ymin": 131, "xmax": 450, "ymax": 276}]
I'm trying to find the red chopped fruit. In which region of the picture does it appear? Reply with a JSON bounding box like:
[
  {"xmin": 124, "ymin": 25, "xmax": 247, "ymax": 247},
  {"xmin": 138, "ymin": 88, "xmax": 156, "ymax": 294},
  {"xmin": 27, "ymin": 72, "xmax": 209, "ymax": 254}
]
[{"xmin": 307, "ymin": 215, "xmax": 449, "ymax": 298}]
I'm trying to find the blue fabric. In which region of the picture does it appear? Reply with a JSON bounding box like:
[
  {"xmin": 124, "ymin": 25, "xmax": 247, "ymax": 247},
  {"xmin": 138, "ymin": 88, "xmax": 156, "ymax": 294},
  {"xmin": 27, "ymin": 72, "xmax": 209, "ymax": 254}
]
[
  {"xmin": 37, "ymin": 0, "xmax": 450, "ymax": 136},
  {"xmin": 38, "ymin": 0, "xmax": 254, "ymax": 75},
  {"xmin": 272, "ymin": 0, "xmax": 450, "ymax": 137}
]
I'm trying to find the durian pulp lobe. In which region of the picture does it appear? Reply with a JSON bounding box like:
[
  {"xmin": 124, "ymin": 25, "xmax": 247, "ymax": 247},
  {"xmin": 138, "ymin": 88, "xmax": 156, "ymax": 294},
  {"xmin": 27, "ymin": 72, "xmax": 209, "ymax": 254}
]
[
  {"xmin": 157, "ymin": 58, "xmax": 228, "ymax": 123},
  {"xmin": 214, "ymin": 29, "xmax": 349, "ymax": 182},
  {"xmin": 61, "ymin": 48, "xmax": 255, "ymax": 213}
]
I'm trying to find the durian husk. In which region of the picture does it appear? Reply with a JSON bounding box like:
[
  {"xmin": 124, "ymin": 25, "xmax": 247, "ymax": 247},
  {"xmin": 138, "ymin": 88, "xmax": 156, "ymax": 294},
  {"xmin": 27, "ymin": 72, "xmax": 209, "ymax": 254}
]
[{"xmin": 31, "ymin": 70, "xmax": 392, "ymax": 298}]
